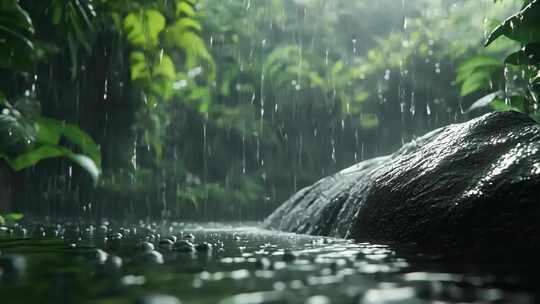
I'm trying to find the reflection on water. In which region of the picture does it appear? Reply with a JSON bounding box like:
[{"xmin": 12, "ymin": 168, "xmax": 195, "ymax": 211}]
[{"xmin": 0, "ymin": 222, "xmax": 536, "ymax": 303}]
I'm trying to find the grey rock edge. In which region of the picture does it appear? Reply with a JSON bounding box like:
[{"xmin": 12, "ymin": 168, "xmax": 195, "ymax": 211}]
[{"xmin": 264, "ymin": 111, "xmax": 540, "ymax": 252}]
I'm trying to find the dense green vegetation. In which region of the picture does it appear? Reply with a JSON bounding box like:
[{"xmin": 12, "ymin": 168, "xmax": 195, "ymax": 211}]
[{"xmin": 0, "ymin": 0, "xmax": 538, "ymax": 221}]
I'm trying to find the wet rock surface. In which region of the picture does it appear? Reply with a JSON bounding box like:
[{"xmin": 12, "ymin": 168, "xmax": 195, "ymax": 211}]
[{"xmin": 264, "ymin": 111, "xmax": 540, "ymax": 251}]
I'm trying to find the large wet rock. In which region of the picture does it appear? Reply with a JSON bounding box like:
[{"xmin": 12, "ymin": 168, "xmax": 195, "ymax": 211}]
[{"xmin": 264, "ymin": 111, "xmax": 540, "ymax": 251}]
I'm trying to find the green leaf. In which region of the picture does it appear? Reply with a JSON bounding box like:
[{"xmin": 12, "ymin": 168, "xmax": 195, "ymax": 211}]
[
  {"xmin": 0, "ymin": 113, "xmax": 35, "ymax": 158},
  {"xmin": 0, "ymin": 0, "xmax": 34, "ymax": 34},
  {"xmin": 34, "ymin": 118, "xmax": 101, "ymax": 167},
  {"xmin": 505, "ymin": 43, "xmax": 540, "ymax": 65},
  {"xmin": 456, "ymin": 56, "xmax": 502, "ymax": 82},
  {"xmin": 5, "ymin": 145, "xmax": 100, "ymax": 184},
  {"xmin": 460, "ymin": 69, "xmax": 492, "ymax": 96},
  {"xmin": 0, "ymin": 0, "xmax": 35, "ymax": 71},
  {"xmin": 153, "ymin": 54, "xmax": 176, "ymax": 79},
  {"xmin": 124, "ymin": 9, "xmax": 166, "ymax": 48},
  {"xmin": 4, "ymin": 213, "xmax": 23, "ymax": 223},
  {"xmin": 177, "ymin": 1, "xmax": 196, "ymax": 17},
  {"xmin": 485, "ymin": 0, "xmax": 540, "ymax": 46},
  {"xmin": 130, "ymin": 51, "xmax": 150, "ymax": 81}
]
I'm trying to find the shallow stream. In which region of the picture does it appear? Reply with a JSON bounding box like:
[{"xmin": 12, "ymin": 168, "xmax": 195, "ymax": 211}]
[{"xmin": 0, "ymin": 222, "xmax": 536, "ymax": 303}]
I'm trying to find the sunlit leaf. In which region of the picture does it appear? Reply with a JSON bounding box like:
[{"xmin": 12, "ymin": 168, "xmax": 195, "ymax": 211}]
[
  {"xmin": 124, "ymin": 9, "xmax": 166, "ymax": 48},
  {"xmin": 153, "ymin": 54, "xmax": 176, "ymax": 79},
  {"xmin": 177, "ymin": 1, "xmax": 196, "ymax": 17},
  {"xmin": 3, "ymin": 213, "xmax": 23, "ymax": 224},
  {"xmin": 130, "ymin": 51, "xmax": 150, "ymax": 80}
]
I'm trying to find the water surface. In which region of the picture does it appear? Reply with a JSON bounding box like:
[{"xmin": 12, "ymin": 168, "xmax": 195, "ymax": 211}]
[{"xmin": 0, "ymin": 222, "xmax": 536, "ymax": 303}]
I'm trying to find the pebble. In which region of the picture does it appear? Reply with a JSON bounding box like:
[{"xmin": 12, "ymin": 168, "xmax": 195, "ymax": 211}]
[
  {"xmin": 254, "ymin": 257, "xmax": 271, "ymax": 270},
  {"xmin": 174, "ymin": 240, "xmax": 195, "ymax": 253},
  {"xmin": 195, "ymin": 242, "xmax": 212, "ymax": 252},
  {"xmin": 166, "ymin": 235, "xmax": 178, "ymax": 243},
  {"xmin": 305, "ymin": 295, "xmax": 331, "ymax": 304},
  {"xmin": 140, "ymin": 250, "xmax": 164, "ymax": 264},
  {"xmin": 140, "ymin": 242, "xmax": 155, "ymax": 252},
  {"xmin": 104, "ymin": 255, "xmax": 123, "ymax": 273},
  {"xmin": 184, "ymin": 233, "xmax": 195, "ymax": 242},
  {"xmin": 88, "ymin": 248, "xmax": 108, "ymax": 265},
  {"xmin": 159, "ymin": 239, "xmax": 174, "ymax": 248},
  {"xmin": 135, "ymin": 294, "xmax": 181, "ymax": 304}
]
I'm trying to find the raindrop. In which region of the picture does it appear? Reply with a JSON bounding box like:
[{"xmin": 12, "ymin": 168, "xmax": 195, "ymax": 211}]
[{"xmin": 384, "ymin": 70, "xmax": 391, "ymax": 81}]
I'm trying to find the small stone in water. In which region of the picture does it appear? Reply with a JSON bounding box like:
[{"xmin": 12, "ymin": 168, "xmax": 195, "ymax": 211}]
[
  {"xmin": 140, "ymin": 242, "xmax": 155, "ymax": 252},
  {"xmin": 110, "ymin": 232, "xmax": 123, "ymax": 240},
  {"xmin": 174, "ymin": 240, "xmax": 195, "ymax": 253},
  {"xmin": 104, "ymin": 255, "xmax": 122, "ymax": 273},
  {"xmin": 140, "ymin": 250, "xmax": 164, "ymax": 264},
  {"xmin": 282, "ymin": 250, "xmax": 296, "ymax": 262},
  {"xmin": 135, "ymin": 294, "xmax": 181, "ymax": 304},
  {"xmin": 305, "ymin": 295, "xmax": 331, "ymax": 304},
  {"xmin": 184, "ymin": 233, "xmax": 195, "ymax": 242},
  {"xmin": 254, "ymin": 257, "xmax": 271, "ymax": 270},
  {"xmin": 159, "ymin": 239, "xmax": 174, "ymax": 248},
  {"xmin": 166, "ymin": 235, "xmax": 178, "ymax": 243},
  {"xmin": 195, "ymin": 242, "xmax": 212, "ymax": 252},
  {"xmin": 88, "ymin": 248, "xmax": 108, "ymax": 265}
]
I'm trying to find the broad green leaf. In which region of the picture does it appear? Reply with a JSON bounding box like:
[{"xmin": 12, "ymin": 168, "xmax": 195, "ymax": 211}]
[
  {"xmin": 153, "ymin": 54, "xmax": 176, "ymax": 79},
  {"xmin": 5, "ymin": 145, "xmax": 100, "ymax": 184},
  {"xmin": 175, "ymin": 18, "xmax": 202, "ymax": 32},
  {"xmin": 0, "ymin": 113, "xmax": 35, "ymax": 157},
  {"xmin": 34, "ymin": 119, "xmax": 61, "ymax": 145},
  {"xmin": 456, "ymin": 56, "xmax": 502, "ymax": 82},
  {"xmin": 130, "ymin": 51, "xmax": 150, "ymax": 80},
  {"xmin": 51, "ymin": 0, "xmax": 63, "ymax": 25},
  {"xmin": 0, "ymin": 0, "xmax": 34, "ymax": 34},
  {"xmin": 4, "ymin": 213, "xmax": 23, "ymax": 224},
  {"xmin": 485, "ymin": 0, "xmax": 540, "ymax": 46},
  {"xmin": 34, "ymin": 117, "xmax": 101, "ymax": 167},
  {"xmin": 177, "ymin": 1, "xmax": 196, "ymax": 17},
  {"xmin": 460, "ymin": 69, "xmax": 492, "ymax": 96},
  {"xmin": 491, "ymin": 96, "xmax": 526, "ymax": 112},
  {"xmin": 0, "ymin": 0, "xmax": 35, "ymax": 71},
  {"xmin": 505, "ymin": 43, "xmax": 540, "ymax": 65},
  {"xmin": 177, "ymin": 31, "xmax": 215, "ymax": 79},
  {"xmin": 124, "ymin": 9, "xmax": 166, "ymax": 48}
]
